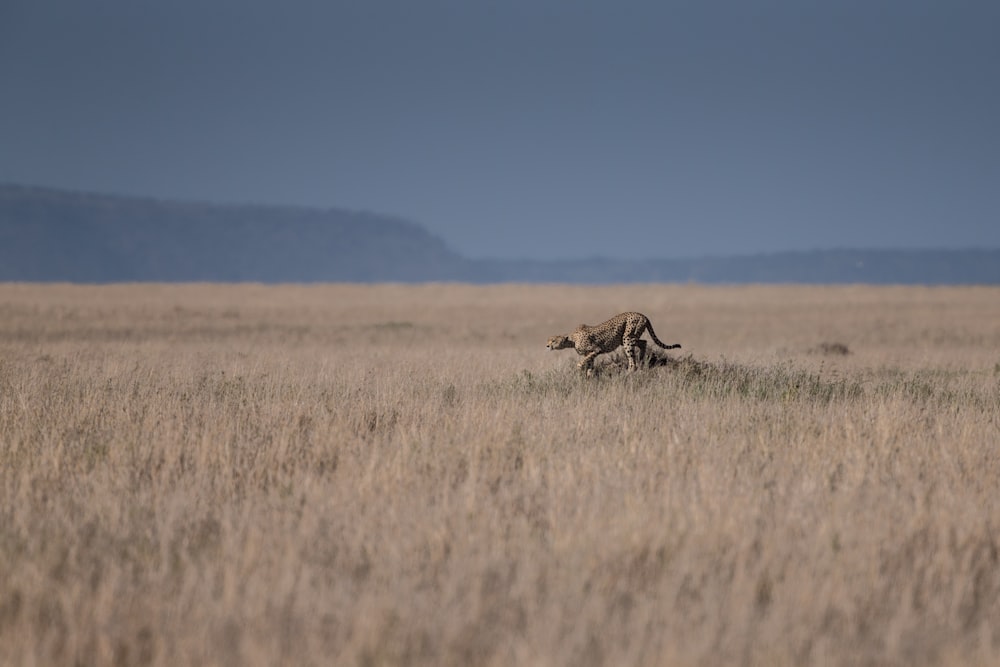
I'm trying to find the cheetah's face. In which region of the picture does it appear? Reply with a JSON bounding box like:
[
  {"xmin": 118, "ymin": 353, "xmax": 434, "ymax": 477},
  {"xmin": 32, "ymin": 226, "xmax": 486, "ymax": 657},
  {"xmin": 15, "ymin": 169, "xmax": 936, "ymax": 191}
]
[{"xmin": 546, "ymin": 335, "xmax": 573, "ymax": 350}]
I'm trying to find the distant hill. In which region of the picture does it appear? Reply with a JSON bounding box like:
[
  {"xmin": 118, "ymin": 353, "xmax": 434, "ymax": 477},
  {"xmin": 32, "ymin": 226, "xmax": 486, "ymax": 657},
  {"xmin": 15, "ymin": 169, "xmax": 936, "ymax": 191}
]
[
  {"xmin": 474, "ymin": 250, "xmax": 1000, "ymax": 284},
  {"xmin": 0, "ymin": 184, "xmax": 467, "ymax": 282},
  {"xmin": 2, "ymin": 184, "xmax": 998, "ymax": 284}
]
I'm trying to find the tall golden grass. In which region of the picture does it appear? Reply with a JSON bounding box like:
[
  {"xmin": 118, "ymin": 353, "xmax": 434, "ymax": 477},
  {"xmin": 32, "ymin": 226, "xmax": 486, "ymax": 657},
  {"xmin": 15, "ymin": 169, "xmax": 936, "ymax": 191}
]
[{"xmin": 1, "ymin": 283, "xmax": 999, "ymax": 666}]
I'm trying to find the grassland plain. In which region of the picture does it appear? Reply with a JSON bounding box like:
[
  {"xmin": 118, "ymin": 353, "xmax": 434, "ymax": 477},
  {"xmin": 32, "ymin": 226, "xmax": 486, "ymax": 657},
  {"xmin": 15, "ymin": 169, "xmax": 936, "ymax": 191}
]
[{"xmin": 0, "ymin": 283, "xmax": 999, "ymax": 667}]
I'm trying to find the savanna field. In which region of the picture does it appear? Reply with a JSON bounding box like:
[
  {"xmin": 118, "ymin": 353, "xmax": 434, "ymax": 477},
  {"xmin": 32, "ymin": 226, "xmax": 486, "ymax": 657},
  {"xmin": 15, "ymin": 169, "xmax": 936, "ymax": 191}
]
[{"xmin": 1, "ymin": 283, "xmax": 999, "ymax": 667}]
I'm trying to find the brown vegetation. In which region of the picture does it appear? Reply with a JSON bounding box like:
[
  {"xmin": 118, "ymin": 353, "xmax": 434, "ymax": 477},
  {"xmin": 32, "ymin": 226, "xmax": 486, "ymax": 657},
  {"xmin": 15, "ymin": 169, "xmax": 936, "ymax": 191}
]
[{"xmin": 1, "ymin": 283, "xmax": 999, "ymax": 666}]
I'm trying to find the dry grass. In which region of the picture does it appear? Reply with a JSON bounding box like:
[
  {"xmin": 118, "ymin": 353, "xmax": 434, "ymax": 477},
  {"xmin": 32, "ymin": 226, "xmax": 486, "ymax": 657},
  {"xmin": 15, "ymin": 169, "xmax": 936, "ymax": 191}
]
[{"xmin": 1, "ymin": 283, "xmax": 999, "ymax": 666}]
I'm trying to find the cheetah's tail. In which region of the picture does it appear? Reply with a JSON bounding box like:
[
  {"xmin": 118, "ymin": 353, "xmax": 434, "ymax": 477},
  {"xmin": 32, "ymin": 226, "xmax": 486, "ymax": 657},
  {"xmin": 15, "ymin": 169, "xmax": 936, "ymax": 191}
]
[{"xmin": 646, "ymin": 321, "xmax": 682, "ymax": 350}]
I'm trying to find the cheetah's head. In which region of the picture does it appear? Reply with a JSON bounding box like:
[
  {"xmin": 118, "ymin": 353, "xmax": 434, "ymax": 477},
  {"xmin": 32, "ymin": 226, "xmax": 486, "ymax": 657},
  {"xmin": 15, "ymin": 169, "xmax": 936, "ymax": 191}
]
[{"xmin": 546, "ymin": 335, "xmax": 574, "ymax": 350}]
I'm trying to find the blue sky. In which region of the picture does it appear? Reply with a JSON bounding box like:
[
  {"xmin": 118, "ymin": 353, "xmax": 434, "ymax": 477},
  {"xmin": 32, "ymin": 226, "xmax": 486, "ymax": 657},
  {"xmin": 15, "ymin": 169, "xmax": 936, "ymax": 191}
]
[{"xmin": 1, "ymin": 1, "xmax": 998, "ymax": 259}]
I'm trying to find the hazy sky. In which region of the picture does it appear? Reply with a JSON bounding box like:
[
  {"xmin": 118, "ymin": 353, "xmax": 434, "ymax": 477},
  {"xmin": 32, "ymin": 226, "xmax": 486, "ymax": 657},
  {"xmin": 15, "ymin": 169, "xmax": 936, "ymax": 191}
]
[{"xmin": 1, "ymin": 1, "xmax": 998, "ymax": 259}]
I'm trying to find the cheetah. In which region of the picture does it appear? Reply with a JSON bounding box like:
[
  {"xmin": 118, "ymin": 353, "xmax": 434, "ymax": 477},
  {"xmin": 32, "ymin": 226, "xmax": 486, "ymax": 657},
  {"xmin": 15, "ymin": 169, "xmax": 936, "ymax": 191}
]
[{"xmin": 546, "ymin": 312, "xmax": 681, "ymax": 375}]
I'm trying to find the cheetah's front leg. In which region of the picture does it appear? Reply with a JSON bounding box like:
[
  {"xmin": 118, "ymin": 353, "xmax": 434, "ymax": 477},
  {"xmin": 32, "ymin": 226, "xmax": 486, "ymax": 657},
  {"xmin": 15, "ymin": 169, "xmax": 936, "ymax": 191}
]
[{"xmin": 579, "ymin": 351, "xmax": 600, "ymax": 376}]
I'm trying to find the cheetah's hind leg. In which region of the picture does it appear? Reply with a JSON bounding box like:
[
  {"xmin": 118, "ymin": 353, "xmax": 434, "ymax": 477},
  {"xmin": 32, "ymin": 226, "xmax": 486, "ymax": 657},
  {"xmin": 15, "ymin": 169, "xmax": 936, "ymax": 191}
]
[{"xmin": 622, "ymin": 336, "xmax": 641, "ymax": 372}]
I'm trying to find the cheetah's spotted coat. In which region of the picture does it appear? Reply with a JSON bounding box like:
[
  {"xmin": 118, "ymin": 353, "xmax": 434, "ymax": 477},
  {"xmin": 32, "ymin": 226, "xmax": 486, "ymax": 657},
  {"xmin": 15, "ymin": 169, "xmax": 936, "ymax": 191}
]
[{"xmin": 546, "ymin": 312, "xmax": 681, "ymax": 374}]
